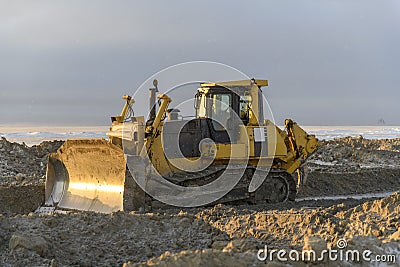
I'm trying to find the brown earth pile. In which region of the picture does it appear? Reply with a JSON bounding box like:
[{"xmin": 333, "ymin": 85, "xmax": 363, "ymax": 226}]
[
  {"xmin": 129, "ymin": 193, "xmax": 399, "ymax": 266},
  {"xmin": 0, "ymin": 139, "xmax": 63, "ymax": 215},
  {"xmin": 0, "ymin": 137, "xmax": 399, "ymax": 266},
  {"xmin": 0, "ymin": 137, "xmax": 63, "ymax": 186},
  {"xmin": 1, "ymin": 192, "xmax": 397, "ymax": 266},
  {"xmin": 300, "ymin": 137, "xmax": 400, "ymax": 197},
  {"xmin": 309, "ymin": 136, "xmax": 400, "ymax": 171}
]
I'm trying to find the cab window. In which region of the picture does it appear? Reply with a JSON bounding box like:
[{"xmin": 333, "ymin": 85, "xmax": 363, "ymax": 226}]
[{"xmin": 210, "ymin": 93, "xmax": 231, "ymax": 131}]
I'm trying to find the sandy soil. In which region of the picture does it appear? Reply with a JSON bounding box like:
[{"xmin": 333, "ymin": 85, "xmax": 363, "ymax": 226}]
[{"xmin": 0, "ymin": 137, "xmax": 399, "ymax": 266}]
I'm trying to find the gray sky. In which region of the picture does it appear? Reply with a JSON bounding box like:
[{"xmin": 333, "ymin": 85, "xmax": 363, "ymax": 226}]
[{"xmin": 0, "ymin": 0, "xmax": 399, "ymax": 126}]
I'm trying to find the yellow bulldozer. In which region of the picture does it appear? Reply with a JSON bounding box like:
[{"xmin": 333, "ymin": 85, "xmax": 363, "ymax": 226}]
[{"xmin": 44, "ymin": 79, "xmax": 318, "ymax": 213}]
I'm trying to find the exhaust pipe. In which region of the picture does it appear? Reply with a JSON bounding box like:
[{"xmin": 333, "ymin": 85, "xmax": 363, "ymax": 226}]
[{"xmin": 149, "ymin": 79, "xmax": 159, "ymax": 122}]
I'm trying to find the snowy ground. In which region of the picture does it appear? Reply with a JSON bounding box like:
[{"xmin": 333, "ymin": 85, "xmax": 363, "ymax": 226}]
[
  {"xmin": 303, "ymin": 126, "xmax": 400, "ymax": 140},
  {"xmin": 0, "ymin": 126, "xmax": 107, "ymax": 146}
]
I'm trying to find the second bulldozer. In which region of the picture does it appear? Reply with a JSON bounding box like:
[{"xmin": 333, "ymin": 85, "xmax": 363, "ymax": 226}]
[{"xmin": 44, "ymin": 79, "xmax": 318, "ymax": 213}]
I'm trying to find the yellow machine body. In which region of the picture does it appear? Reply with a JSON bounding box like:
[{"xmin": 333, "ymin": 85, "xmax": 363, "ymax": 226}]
[{"xmin": 44, "ymin": 79, "xmax": 318, "ymax": 212}]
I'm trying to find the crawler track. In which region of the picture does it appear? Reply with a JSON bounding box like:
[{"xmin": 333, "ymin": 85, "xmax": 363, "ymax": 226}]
[{"xmin": 125, "ymin": 166, "xmax": 298, "ymax": 211}]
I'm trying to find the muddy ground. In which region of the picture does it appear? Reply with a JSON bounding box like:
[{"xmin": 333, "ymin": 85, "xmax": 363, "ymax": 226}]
[{"xmin": 0, "ymin": 136, "xmax": 399, "ymax": 266}]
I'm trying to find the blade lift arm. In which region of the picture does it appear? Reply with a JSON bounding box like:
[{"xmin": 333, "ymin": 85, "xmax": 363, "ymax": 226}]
[
  {"xmin": 143, "ymin": 94, "xmax": 171, "ymax": 156},
  {"xmin": 111, "ymin": 95, "xmax": 135, "ymax": 124}
]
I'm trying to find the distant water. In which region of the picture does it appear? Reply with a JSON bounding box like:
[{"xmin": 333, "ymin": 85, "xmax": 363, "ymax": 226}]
[
  {"xmin": 0, "ymin": 126, "xmax": 108, "ymax": 146},
  {"xmin": 303, "ymin": 126, "xmax": 400, "ymax": 140},
  {"xmin": 0, "ymin": 125, "xmax": 399, "ymax": 146}
]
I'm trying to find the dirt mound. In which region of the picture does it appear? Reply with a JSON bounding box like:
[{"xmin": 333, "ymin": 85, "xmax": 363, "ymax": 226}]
[
  {"xmin": 129, "ymin": 193, "xmax": 400, "ymax": 266},
  {"xmin": 0, "ymin": 186, "xmax": 44, "ymax": 215},
  {"xmin": 309, "ymin": 137, "xmax": 400, "ymax": 170},
  {"xmin": 301, "ymin": 136, "xmax": 400, "ymax": 197},
  {"xmin": 0, "ymin": 137, "xmax": 399, "ymax": 265},
  {"xmin": 336, "ymin": 192, "xmax": 400, "ymax": 241},
  {"xmin": 299, "ymin": 168, "xmax": 399, "ymax": 197},
  {"xmin": 0, "ymin": 212, "xmax": 216, "ymax": 267},
  {"xmin": 195, "ymin": 192, "xmax": 400, "ymax": 249},
  {"xmin": 0, "ymin": 192, "xmax": 398, "ymax": 266},
  {"xmin": 124, "ymin": 249, "xmax": 263, "ymax": 267},
  {"xmin": 0, "ymin": 138, "xmax": 63, "ymax": 186}
]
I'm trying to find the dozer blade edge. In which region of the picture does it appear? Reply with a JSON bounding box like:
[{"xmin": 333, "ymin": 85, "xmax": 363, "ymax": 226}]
[{"xmin": 45, "ymin": 139, "xmax": 126, "ymax": 213}]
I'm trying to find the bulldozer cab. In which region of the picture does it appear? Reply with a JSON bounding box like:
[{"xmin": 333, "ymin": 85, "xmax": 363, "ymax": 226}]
[{"xmin": 195, "ymin": 79, "xmax": 268, "ymax": 129}]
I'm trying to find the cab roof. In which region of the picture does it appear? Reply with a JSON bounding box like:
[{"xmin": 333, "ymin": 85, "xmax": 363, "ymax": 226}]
[{"xmin": 200, "ymin": 79, "xmax": 268, "ymax": 88}]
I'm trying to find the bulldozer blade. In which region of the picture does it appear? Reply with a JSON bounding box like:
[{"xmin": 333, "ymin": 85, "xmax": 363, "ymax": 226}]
[{"xmin": 45, "ymin": 139, "xmax": 126, "ymax": 213}]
